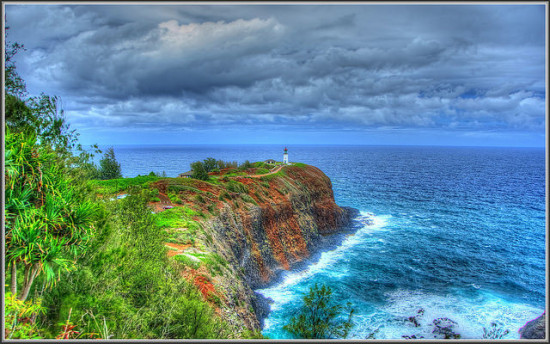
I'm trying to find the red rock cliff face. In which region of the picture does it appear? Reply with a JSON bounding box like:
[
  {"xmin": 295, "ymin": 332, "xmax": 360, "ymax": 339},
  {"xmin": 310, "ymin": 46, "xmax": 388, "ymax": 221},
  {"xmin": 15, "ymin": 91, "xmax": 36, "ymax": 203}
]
[{"xmin": 205, "ymin": 165, "xmax": 351, "ymax": 289}]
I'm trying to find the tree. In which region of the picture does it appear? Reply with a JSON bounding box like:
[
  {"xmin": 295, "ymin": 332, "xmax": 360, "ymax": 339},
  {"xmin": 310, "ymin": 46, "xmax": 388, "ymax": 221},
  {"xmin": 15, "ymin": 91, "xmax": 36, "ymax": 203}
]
[
  {"xmin": 202, "ymin": 157, "xmax": 217, "ymax": 173},
  {"xmin": 238, "ymin": 160, "xmax": 253, "ymax": 170},
  {"xmin": 5, "ymin": 128, "xmax": 98, "ymax": 301},
  {"xmin": 283, "ymin": 283, "xmax": 354, "ymax": 339},
  {"xmin": 99, "ymin": 147, "xmax": 122, "ymax": 180},
  {"xmin": 190, "ymin": 161, "xmax": 209, "ymax": 181},
  {"xmin": 4, "ymin": 36, "xmax": 98, "ymax": 304}
]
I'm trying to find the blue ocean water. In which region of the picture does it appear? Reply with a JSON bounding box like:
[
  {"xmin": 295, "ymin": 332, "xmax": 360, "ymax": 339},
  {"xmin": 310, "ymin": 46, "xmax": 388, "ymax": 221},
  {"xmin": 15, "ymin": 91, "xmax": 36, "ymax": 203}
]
[{"xmin": 111, "ymin": 145, "xmax": 546, "ymax": 339}]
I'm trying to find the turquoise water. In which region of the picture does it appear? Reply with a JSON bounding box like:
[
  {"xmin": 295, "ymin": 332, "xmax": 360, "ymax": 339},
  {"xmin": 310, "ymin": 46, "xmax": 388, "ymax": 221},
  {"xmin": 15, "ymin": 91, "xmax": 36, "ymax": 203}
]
[{"xmin": 113, "ymin": 145, "xmax": 546, "ymax": 339}]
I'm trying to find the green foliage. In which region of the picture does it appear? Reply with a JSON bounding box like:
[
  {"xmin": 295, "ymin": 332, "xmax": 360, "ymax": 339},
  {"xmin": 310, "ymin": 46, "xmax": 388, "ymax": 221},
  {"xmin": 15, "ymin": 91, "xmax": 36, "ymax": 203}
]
[
  {"xmin": 216, "ymin": 160, "xmax": 238, "ymax": 169},
  {"xmin": 5, "ymin": 128, "xmax": 98, "ymax": 301},
  {"xmin": 292, "ymin": 162, "xmax": 307, "ymax": 168},
  {"xmin": 195, "ymin": 194, "xmax": 206, "ymax": 203},
  {"xmin": 202, "ymin": 253, "xmax": 228, "ymax": 277},
  {"xmin": 189, "ymin": 157, "xmax": 222, "ymax": 181},
  {"xmin": 283, "ymin": 284, "xmax": 354, "ymax": 339},
  {"xmin": 174, "ymin": 254, "xmax": 202, "ymax": 270},
  {"xmin": 5, "ymin": 35, "xmax": 27, "ymax": 97},
  {"xmin": 153, "ymin": 206, "xmax": 201, "ymax": 230},
  {"xmin": 168, "ymin": 184, "xmax": 200, "ymax": 193},
  {"xmin": 219, "ymin": 191, "xmax": 231, "ymax": 201},
  {"xmin": 241, "ymin": 194, "xmax": 258, "ymax": 205},
  {"xmin": 39, "ymin": 192, "xmax": 230, "ymax": 339},
  {"xmin": 238, "ymin": 160, "xmax": 253, "ymax": 170},
  {"xmin": 203, "ymin": 157, "xmax": 217, "ymax": 173},
  {"xmin": 89, "ymin": 175, "xmax": 159, "ymax": 195},
  {"xmin": 482, "ymin": 322, "xmax": 510, "ymax": 339},
  {"xmin": 99, "ymin": 147, "xmax": 122, "ymax": 180},
  {"xmin": 191, "ymin": 161, "xmax": 209, "ymax": 181},
  {"xmin": 255, "ymin": 168, "xmax": 270, "ymax": 174},
  {"xmin": 225, "ymin": 180, "xmax": 248, "ymax": 194},
  {"xmin": 260, "ymin": 169, "xmax": 285, "ymax": 182},
  {"xmin": 4, "ymin": 36, "xmax": 234, "ymax": 340},
  {"xmin": 4, "ymin": 291, "xmax": 46, "ymax": 339}
]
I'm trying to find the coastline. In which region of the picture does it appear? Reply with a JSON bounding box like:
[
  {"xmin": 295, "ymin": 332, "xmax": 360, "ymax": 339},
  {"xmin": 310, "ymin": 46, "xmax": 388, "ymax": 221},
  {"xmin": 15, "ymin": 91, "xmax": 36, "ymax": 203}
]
[{"xmin": 253, "ymin": 206, "xmax": 362, "ymax": 328}]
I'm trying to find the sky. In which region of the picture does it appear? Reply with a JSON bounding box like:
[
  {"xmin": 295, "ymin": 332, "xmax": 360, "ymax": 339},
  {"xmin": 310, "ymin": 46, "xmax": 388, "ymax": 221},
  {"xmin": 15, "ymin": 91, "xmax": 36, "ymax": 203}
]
[{"xmin": 3, "ymin": 2, "xmax": 547, "ymax": 147}]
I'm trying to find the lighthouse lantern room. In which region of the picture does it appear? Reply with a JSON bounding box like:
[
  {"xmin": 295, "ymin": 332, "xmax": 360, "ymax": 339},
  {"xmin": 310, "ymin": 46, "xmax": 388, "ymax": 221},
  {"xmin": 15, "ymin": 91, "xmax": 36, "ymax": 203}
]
[{"xmin": 283, "ymin": 147, "xmax": 289, "ymax": 165}]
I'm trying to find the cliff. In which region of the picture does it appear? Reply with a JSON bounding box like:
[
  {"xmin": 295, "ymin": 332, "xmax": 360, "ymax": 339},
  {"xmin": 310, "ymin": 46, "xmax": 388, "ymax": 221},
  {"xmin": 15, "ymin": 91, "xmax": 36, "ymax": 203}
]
[{"xmin": 146, "ymin": 163, "xmax": 353, "ymax": 334}]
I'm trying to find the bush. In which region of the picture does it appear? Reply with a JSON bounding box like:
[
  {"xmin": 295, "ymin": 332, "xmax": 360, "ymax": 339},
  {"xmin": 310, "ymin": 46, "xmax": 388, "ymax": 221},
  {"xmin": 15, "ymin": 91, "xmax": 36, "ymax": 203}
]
[
  {"xmin": 219, "ymin": 191, "xmax": 230, "ymax": 201},
  {"xmin": 241, "ymin": 194, "xmax": 258, "ymax": 205},
  {"xmin": 283, "ymin": 284, "xmax": 354, "ymax": 339},
  {"xmin": 4, "ymin": 292, "xmax": 46, "ymax": 339},
  {"xmin": 225, "ymin": 180, "xmax": 248, "ymax": 194}
]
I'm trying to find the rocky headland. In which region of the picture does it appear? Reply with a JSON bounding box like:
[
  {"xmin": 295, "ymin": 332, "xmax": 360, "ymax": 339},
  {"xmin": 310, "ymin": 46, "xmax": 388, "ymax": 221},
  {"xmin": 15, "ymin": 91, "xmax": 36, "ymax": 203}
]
[{"xmin": 124, "ymin": 163, "xmax": 355, "ymax": 335}]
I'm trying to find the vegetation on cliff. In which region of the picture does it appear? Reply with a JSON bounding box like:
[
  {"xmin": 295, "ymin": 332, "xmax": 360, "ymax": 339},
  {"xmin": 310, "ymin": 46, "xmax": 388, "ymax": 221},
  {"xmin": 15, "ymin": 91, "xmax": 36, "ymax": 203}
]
[
  {"xmin": 5, "ymin": 36, "xmax": 350, "ymax": 339},
  {"xmin": 283, "ymin": 283, "xmax": 355, "ymax": 339},
  {"xmin": 3, "ymin": 38, "xmax": 252, "ymax": 339}
]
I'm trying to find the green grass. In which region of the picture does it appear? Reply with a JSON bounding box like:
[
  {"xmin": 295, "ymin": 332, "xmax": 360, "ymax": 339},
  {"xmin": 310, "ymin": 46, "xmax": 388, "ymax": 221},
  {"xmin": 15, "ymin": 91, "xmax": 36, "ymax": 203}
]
[
  {"xmin": 292, "ymin": 162, "xmax": 307, "ymax": 168},
  {"xmin": 89, "ymin": 175, "xmax": 161, "ymax": 194},
  {"xmin": 222, "ymin": 172, "xmax": 248, "ymax": 177},
  {"xmin": 167, "ymin": 184, "xmax": 201, "ymax": 193},
  {"xmin": 259, "ymin": 169, "xmax": 286, "ymax": 182},
  {"xmin": 154, "ymin": 207, "xmax": 201, "ymax": 230},
  {"xmin": 174, "ymin": 254, "xmax": 201, "ymax": 269},
  {"xmin": 225, "ymin": 180, "xmax": 248, "ymax": 194},
  {"xmin": 253, "ymin": 161, "xmax": 266, "ymax": 168},
  {"xmin": 255, "ymin": 168, "xmax": 270, "ymax": 175},
  {"xmin": 201, "ymin": 253, "xmax": 228, "ymax": 277},
  {"xmin": 241, "ymin": 194, "xmax": 258, "ymax": 206}
]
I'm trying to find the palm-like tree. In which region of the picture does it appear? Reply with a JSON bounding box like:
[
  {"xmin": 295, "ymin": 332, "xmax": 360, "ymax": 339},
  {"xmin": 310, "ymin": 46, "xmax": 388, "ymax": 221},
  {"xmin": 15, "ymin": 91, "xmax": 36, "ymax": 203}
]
[{"xmin": 5, "ymin": 128, "xmax": 97, "ymax": 301}]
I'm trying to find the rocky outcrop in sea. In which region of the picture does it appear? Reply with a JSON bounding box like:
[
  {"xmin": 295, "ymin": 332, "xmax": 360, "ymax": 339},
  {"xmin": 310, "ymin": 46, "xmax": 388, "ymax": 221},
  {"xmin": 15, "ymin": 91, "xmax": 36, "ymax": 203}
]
[{"xmin": 519, "ymin": 312, "xmax": 546, "ymax": 339}]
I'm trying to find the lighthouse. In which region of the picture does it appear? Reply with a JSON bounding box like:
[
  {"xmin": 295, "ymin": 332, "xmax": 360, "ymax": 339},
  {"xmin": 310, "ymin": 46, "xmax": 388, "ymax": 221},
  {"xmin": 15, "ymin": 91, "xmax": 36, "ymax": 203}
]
[{"xmin": 283, "ymin": 147, "xmax": 289, "ymax": 165}]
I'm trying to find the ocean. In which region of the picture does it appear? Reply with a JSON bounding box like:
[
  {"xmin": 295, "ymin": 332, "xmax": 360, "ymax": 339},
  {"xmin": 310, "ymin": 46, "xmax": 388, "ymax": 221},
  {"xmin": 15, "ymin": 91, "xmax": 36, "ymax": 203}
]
[{"xmin": 110, "ymin": 144, "xmax": 546, "ymax": 339}]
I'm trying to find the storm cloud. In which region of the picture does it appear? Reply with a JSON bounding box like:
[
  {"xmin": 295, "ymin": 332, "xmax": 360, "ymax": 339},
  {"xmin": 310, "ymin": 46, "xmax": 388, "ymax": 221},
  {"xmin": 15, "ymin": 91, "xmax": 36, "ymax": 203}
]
[{"xmin": 4, "ymin": 3, "xmax": 546, "ymax": 145}]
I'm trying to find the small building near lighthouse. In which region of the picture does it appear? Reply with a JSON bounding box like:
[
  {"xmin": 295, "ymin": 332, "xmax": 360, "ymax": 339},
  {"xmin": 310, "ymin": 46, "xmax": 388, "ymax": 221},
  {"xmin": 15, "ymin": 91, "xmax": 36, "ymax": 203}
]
[{"xmin": 283, "ymin": 147, "xmax": 289, "ymax": 165}]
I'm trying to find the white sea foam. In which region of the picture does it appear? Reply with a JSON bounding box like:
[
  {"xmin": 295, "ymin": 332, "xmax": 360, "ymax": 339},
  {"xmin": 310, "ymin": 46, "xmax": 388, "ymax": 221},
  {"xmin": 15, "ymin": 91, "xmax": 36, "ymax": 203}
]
[
  {"xmin": 352, "ymin": 289, "xmax": 544, "ymax": 339},
  {"xmin": 257, "ymin": 211, "xmax": 390, "ymax": 330}
]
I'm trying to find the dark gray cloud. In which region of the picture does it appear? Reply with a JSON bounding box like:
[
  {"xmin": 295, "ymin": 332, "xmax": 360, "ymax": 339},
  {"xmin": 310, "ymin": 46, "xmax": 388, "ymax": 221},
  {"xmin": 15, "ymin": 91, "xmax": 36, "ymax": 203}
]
[{"xmin": 4, "ymin": 3, "xmax": 546, "ymax": 140}]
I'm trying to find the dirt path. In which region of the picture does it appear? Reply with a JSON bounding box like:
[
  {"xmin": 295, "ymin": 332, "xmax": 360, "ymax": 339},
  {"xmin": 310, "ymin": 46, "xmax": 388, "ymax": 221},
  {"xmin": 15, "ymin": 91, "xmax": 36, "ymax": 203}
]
[
  {"xmin": 158, "ymin": 192, "xmax": 172, "ymax": 206},
  {"xmin": 249, "ymin": 165, "xmax": 285, "ymax": 178}
]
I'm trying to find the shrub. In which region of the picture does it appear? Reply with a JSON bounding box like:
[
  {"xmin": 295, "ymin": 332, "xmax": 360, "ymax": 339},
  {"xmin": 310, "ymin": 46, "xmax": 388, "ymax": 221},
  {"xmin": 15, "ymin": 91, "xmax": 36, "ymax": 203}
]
[
  {"xmin": 225, "ymin": 180, "xmax": 248, "ymax": 194},
  {"xmin": 241, "ymin": 194, "xmax": 258, "ymax": 205},
  {"xmin": 283, "ymin": 284, "xmax": 354, "ymax": 339},
  {"xmin": 219, "ymin": 191, "xmax": 230, "ymax": 201},
  {"xmin": 4, "ymin": 292, "xmax": 46, "ymax": 339}
]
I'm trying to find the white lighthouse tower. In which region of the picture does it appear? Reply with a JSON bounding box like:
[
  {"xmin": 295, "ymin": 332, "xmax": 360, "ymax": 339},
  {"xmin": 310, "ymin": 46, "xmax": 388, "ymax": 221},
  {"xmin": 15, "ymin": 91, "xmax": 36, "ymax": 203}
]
[{"xmin": 283, "ymin": 147, "xmax": 289, "ymax": 165}]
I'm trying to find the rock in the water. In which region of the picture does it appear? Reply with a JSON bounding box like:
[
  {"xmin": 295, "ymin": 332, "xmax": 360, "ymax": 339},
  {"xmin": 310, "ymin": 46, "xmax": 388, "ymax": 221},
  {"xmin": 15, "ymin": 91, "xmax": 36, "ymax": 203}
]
[
  {"xmin": 432, "ymin": 317, "xmax": 461, "ymax": 339},
  {"xmin": 519, "ymin": 312, "xmax": 546, "ymax": 339}
]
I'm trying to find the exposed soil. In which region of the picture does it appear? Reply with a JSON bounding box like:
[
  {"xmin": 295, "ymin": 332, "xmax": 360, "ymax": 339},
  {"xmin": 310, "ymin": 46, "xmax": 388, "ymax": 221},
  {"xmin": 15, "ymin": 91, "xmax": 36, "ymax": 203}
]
[{"xmin": 248, "ymin": 165, "xmax": 284, "ymax": 178}]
